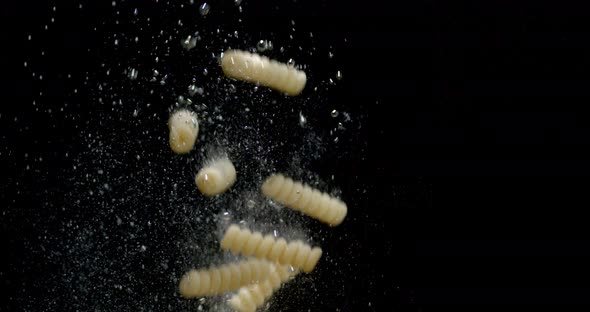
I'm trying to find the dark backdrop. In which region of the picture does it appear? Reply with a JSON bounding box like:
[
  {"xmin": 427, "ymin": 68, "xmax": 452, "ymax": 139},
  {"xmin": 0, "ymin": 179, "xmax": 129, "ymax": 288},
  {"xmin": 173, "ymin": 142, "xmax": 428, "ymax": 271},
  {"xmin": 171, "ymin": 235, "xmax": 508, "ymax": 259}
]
[{"xmin": 2, "ymin": 0, "xmax": 590, "ymax": 310}]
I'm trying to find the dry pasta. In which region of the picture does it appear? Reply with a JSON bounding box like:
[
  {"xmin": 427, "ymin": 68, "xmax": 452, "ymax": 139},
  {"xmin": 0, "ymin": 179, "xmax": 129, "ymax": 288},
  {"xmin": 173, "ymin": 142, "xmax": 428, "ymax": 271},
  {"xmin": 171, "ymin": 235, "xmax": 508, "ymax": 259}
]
[
  {"xmin": 178, "ymin": 258, "xmax": 272, "ymax": 298},
  {"xmin": 228, "ymin": 264, "xmax": 297, "ymax": 312},
  {"xmin": 220, "ymin": 224, "xmax": 322, "ymax": 273},
  {"xmin": 261, "ymin": 174, "xmax": 347, "ymax": 226},
  {"xmin": 220, "ymin": 49, "xmax": 307, "ymax": 96},
  {"xmin": 195, "ymin": 157, "xmax": 237, "ymax": 196},
  {"xmin": 168, "ymin": 109, "xmax": 199, "ymax": 154}
]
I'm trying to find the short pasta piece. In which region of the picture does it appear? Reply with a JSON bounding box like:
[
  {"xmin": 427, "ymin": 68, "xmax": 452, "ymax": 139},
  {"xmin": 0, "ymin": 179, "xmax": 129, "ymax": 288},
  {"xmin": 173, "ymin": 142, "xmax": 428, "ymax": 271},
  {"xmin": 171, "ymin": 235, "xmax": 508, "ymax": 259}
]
[
  {"xmin": 220, "ymin": 49, "xmax": 307, "ymax": 96},
  {"xmin": 228, "ymin": 264, "xmax": 297, "ymax": 312},
  {"xmin": 261, "ymin": 174, "xmax": 347, "ymax": 226},
  {"xmin": 178, "ymin": 258, "xmax": 272, "ymax": 298},
  {"xmin": 220, "ymin": 224, "xmax": 322, "ymax": 273},
  {"xmin": 168, "ymin": 109, "xmax": 199, "ymax": 154},
  {"xmin": 195, "ymin": 157, "xmax": 237, "ymax": 196}
]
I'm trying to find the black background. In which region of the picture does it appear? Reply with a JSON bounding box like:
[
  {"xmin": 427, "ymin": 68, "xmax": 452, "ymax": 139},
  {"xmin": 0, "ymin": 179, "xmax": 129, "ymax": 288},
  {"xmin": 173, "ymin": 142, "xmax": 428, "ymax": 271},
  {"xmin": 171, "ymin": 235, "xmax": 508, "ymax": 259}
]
[{"xmin": 3, "ymin": 0, "xmax": 590, "ymax": 310}]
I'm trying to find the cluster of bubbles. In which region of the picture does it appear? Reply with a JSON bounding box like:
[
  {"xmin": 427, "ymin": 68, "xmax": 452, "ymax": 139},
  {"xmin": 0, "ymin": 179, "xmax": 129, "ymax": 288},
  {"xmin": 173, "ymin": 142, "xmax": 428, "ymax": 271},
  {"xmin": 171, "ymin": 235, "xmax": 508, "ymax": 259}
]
[{"xmin": 14, "ymin": 0, "xmax": 365, "ymax": 311}]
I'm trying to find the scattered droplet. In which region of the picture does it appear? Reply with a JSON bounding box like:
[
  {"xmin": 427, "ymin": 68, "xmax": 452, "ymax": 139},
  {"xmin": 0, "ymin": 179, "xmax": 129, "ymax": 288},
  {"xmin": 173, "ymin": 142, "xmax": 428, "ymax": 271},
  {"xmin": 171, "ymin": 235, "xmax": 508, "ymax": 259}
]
[
  {"xmin": 299, "ymin": 111, "xmax": 307, "ymax": 127},
  {"xmin": 181, "ymin": 35, "xmax": 197, "ymax": 50},
  {"xmin": 199, "ymin": 3, "xmax": 210, "ymax": 15},
  {"xmin": 127, "ymin": 68, "xmax": 138, "ymax": 80},
  {"xmin": 188, "ymin": 84, "xmax": 198, "ymax": 96},
  {"xmin": 331, "ymin": 109, "xmax": 339, "ymax": 118},
  {"xmin": 256, "ymin": 40, "xmax": 272, "ymax": 52}
]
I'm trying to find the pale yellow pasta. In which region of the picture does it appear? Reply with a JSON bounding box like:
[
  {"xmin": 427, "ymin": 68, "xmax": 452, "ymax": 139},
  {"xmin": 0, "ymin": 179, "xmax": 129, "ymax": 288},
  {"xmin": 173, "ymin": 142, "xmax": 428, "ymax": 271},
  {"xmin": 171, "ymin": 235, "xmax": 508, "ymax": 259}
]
[
  {"xmin": 228, "ymin": 264, "xmax": 297, "ymax": 312},
  {"xmin": 168, "ymin": 109, "xmax": 199, "ymax": 154},
  {"xmin": 220, "ymin": 224, "xmax": 322, "ymax": 273},
  {"xmin": 178, "ymin": 258, "xmax": 272, "ymax": 298},
  {"xmin": 220, "ymin": 49, "xmax": 307, "ymax": 96},
  {"xmin": 261, "ymin": 174, "xmax": 347, "ymax": 226},
  {"xmin": 195, "ymin": 157, "xmax": 237, "ymax": 196}
]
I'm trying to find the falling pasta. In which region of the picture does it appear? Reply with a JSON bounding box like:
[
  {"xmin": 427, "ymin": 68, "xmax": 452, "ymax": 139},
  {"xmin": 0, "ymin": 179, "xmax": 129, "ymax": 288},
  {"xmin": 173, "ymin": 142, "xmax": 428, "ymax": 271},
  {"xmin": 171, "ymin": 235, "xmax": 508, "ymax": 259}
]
[
  {"xmin": 228, "ymin": 264, "xmax": 297, "ymax": 312},
  {"xmin": 178, "ymin": 258, "xmax": 273, "ymax": 298},
  {"xmin": 168, "ymin": 109, "xmax": 199, "ymax": 154},
  {"xmin": 220, "ymin": 224, "xmax": 322, "ymax": 273},
  {"xmin": 261, "ymin": 174, "xmax": 347, "ymax": 226},
  {"xmin": 195, "ymin": 157, "xmax": 237, "ymax": 196},
  {"xmin": 220, "ymin": 49, "xmax": 307, "ymax": 96}
]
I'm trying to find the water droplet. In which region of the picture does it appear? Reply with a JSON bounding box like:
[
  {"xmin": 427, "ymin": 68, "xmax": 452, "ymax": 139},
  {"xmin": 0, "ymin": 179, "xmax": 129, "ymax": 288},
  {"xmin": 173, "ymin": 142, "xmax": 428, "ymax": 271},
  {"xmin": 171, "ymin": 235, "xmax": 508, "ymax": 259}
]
[
  {"xmin": 256, "ymin": 40, "xmax": 272, "ymax": 52},
  {"xmin": 140, "ymin": 245, "xmax": 146, "ymax": 252},
  {"xmin": 133, "ymin": 109, "xmax": 138, "ymax": 117},
  {"xmin": 246, "ymin": 200, "xmax": 255, "ymax": 209},
  {"xmin": 181, "ymin": 35, "xmax": 197, "ymax": 50},
  {"xmin": 336, "ymin": 70, "xmax": 343, "ymax": 80},
  {"xmin": 334, "ymin": 137, "xmax": 339, "ymax": 143},
  {"xmin": 112, "ymin": 1, "xmax": 116, "ymax": 7},
  {"xmin": 299, "ymin": 111, "xmax": 307, "ymax": 127},
  {"xmin": 133, "ymin": 8, "xmax": 138, "ymax": 15},
  {"xmin": 329, "ymin": 51, "xmax": 334, "ymax": 58},
  {"xmin": 287, "ymin": 58, "xmax": 295, "ymax": 66},
  {"xmin": 228, "ymin": 84, "xmax": 236, "ymax": 93},
  {"xmin": 199, "ymin": 3, "xmax": 210, "ymax": 15},
  {"xmin": 234, "ymin": 0, "xmax": 242, "ymax": 5},
  {"xmin": 203, "ymin": 68, "xmax": 208, "ymax": 76},
  {"xmin": 127, "ymin": 68, "xmax": 138, "ymax": 80},
  {"xmin": 188, "ymin": 84, "xmax": 197, "ymax": 96},
  {"xmin": 331, "ymin": 109, "xmax": 339, "ymax": 118}
]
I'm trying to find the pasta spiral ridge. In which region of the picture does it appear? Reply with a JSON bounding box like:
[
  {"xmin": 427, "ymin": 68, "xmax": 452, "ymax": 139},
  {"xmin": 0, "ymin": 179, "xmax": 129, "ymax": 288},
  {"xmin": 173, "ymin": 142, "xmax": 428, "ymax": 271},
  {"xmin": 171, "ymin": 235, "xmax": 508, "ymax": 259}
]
[
  {"xmin": 220, "ymin": 49, "xmax": 307, "ymax": 96},
  {"xmin": 228, "ymin": 264, "xmax": 297, "ymax": 312},
  {"xmin": 179, "ymin": 258, "xmax": 272, "ymax": 298},
  {"xmin": 220, "ymin": 224, "xmax": 322, "ymax": 273},
  {"xmin": 261, "ymin": 174, "xmax": 347, "ymax": 226}
]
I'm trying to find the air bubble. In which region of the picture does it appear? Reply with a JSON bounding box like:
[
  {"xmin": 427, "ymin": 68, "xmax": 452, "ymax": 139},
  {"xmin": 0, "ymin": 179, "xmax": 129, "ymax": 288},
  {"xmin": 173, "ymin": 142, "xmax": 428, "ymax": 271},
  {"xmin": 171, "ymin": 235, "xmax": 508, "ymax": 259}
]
[
  {"xmin": 188, "ymin": 84, "xmax": 198, "ymax": 96},
  {"xmin": 256, "ymin": 40, "xmax": 272, "ymax": 52},
  {"xmin": 299, "ymin": 111, "xmax": 307, "ymax": 127},
  {"xmin": 127, "ymin": 68, "xmax": 138, "ymax": 80},
  {"xmin": 181, "ymin": 36, "xmax": 198, "ymax": 50},
  {"xmin": 199, "ymin": 3, "xmax": 210, "ymax": 15}
]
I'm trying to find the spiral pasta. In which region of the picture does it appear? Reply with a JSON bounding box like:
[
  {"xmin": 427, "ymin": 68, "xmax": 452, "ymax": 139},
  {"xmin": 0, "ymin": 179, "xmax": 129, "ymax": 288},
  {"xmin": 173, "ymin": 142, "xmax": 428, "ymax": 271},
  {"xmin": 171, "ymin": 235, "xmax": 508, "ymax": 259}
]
[
  {"xmin": 178, "ymin": 258, "xmax": 272, "ymax": 298},
  {"xmin": 168, "ymin": 109, "xmax": 199, "ymax": 154},
  {"xmin": 220, "ymin": 224, "xmax": 322, "ymax": 273},
  {"xmin": 228, "ymin": 264, "xmax": 297, "ymax": 312},
  {"xmin": 220, "ymin": 49, "xmax": 307, "ymax": 96},
  {"xmin": 261, "ymin": 174, "xmax": 348, "ymax": 226},
  {"xmin": 195, "ymin": 157, "xmax": 237, "ymax": 196}
]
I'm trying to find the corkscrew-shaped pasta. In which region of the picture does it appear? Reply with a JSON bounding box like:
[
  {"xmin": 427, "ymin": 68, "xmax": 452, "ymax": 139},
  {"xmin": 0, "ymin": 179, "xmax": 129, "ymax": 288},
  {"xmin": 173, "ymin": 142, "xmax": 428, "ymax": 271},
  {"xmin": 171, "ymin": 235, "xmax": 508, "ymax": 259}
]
[
  {"xmin": 220, "ymin": 224, "xmax": 322, "ymax": 273},
  {"xmin": 168, "ymin": 109, "xmax": 199, "ymax": 154},
  {"xmin": 195, "ymin": 157, "xmax": 237, "ymax": 196},
  {"xmin": 178, "ymin": 258, "xmax": 272, "ymax": 298},
  {"xmin": 220, "ymin": 49, "xmax": 307, "ymax": 96},
  {"xmin": 228, "ymin": 264, "xmax": 297, "ymax": 312},
  {"xmin": 261, "ymin": 174, "xmax": 348, "ymax": 226}
]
